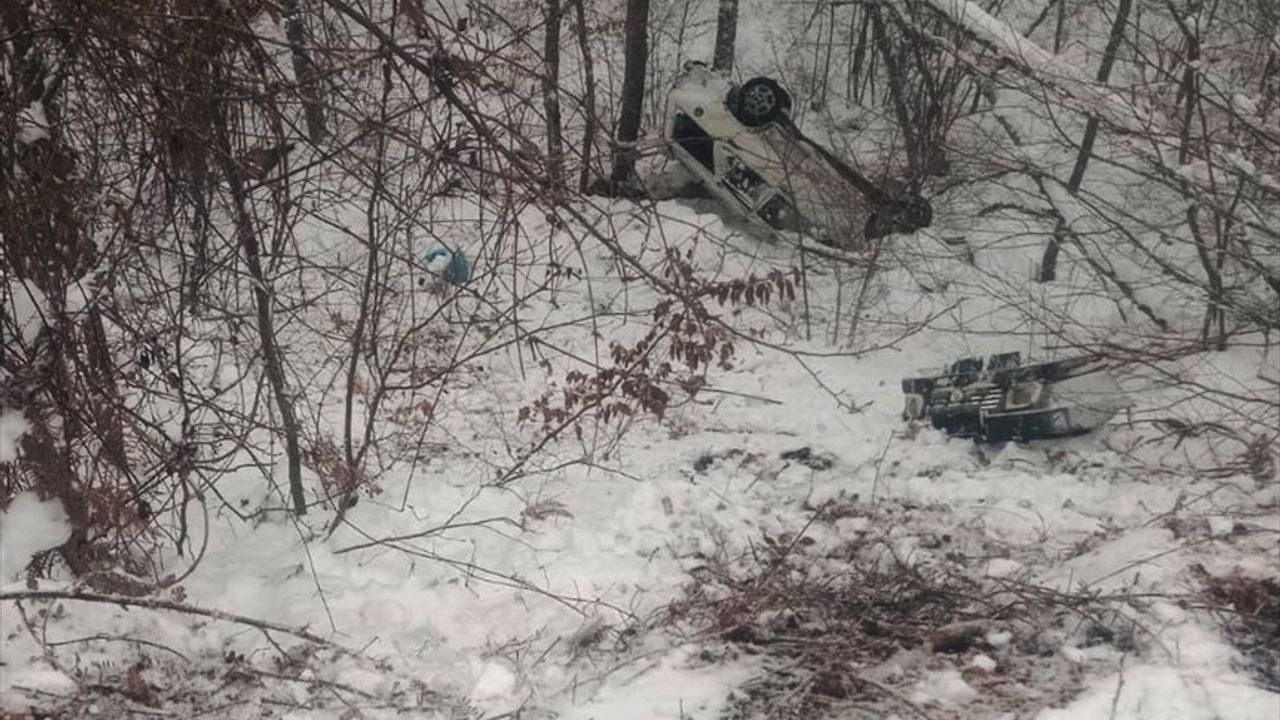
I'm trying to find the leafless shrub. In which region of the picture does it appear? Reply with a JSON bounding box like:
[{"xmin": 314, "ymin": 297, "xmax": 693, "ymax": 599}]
[
  {"xmin": 661, "ymin": 499, "xmax": 1186, "ymax": 719},
  {"xmin": 1197, "ymin": 565, "xmax": 1280, "ymax": 692}
]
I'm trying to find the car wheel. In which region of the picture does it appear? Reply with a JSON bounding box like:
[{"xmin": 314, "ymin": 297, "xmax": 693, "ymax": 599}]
[
  {"xmin": 733, "ymin": 77, "xmax": 791, "ymax": 127},
  {"xmin": 865, "ymin": 195, "xmax": 933, "ymax": 240},
  {"xmin": 864, "ymin": 211, "xmax": 889, "ymax": 241},
  {"xmin": 901, "ymin": 194, "xmax": 933, "ymax": 229}
]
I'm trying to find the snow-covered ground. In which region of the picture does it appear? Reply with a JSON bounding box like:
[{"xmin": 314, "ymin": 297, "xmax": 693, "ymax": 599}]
[
  {"xmin": 2, "ymin": 1, "xmax": 1277, "ymax": 718},
  {"xmin": 2, "ymin": 194, "xmax": 1276, "ymax": 719}
]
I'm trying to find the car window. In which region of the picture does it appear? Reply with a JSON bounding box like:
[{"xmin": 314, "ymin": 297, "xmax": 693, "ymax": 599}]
[{"xmin": 672, "ymin": 113, "xmax": 715, "ymax": 171}]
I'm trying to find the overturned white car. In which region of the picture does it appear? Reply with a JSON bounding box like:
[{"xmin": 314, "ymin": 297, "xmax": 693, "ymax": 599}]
[{"xmin": 665, "ymin": 62, "xmax": 932, "ymax": 251}]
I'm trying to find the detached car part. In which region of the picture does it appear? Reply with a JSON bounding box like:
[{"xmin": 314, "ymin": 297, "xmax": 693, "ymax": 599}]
[
  {"xmin": 902, "ymin": 353, "xmax": 1129, "ymax": 442},
  {"xmin": 665, "ymin": 62, "xmax": 932, "ymax": 251}
]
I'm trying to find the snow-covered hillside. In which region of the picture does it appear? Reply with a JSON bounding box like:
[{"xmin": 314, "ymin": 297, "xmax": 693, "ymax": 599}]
[{"xmin": 2, "ymin": 0, "xmax": 1276, "ymax": 719}]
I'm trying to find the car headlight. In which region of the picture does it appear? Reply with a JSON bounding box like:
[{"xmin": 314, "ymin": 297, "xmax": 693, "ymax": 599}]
[{"xmin": 1005, "ymin": 381, "xmax": 1042, "ymax": 409}]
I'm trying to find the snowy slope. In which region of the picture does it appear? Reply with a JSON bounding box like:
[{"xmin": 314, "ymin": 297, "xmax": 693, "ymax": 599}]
[
  {"xmin": 4, "ymin": 195, "xmax": 1276, "ymax": 719},
  {"xmin": 2, "ymin": 0, "xmax": 1277, "ymax": 718}
]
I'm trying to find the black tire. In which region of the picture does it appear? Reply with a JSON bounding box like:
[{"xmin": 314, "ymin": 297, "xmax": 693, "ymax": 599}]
[
  {"xmin": 864, "ymin": 195, "xmax": 933, "ymax": 240},
  {"xmin": 864, "ymin": 211, "xmax": 889, "ymax": 241},
  {"xmin": 899, "ymin": 194, "xmax": 933, "ymax": 230},
  {"xmin": 732, "ymin": 77, "xmax": 791, "ymax": 127}
]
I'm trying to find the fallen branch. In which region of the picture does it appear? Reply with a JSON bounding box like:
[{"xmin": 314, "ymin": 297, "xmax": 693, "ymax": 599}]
[{"xmin": 0, "ymin": 590, "xmax": 352, "ymax": 655}]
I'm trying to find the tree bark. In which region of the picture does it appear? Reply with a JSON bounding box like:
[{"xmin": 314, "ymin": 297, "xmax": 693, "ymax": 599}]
[
  {"xmin": 280, "ymin": 0, "xmax": 327, "ymax": 144},
  {"xmin": 609, "ymin": 0, "xmax": 649, "ymax": 189},
  {"xmin": 542, "ymin": 0, "xmax": 565, "ymax": 187},
  {"xmin": 1167, "ymin": 0, "xmax": 1228, "ymax": 348},
  {"xmin": 848, "ymin": 10, "xmax": 871, "ymax": 103},
  {"xmin": 210, "ymin": 110, "xmax": 308, "ymax": 515},
  {"xmin": 712, "ymin": 0, "xmax": 738, "ymax": 72},
  {"xmin": 572, "ymin": 0, "xmax": 599, "ymax": 192},
  {"xmin": 870, "ymin": 7, "xmax": 919, "ymax": 179},
  {"xmin": 1053, "ymin": 0, "xmax": 1066, "ymax": 53},
  {"xmin": 1039, "ymin": 0, "xmax": 1132, "ymax": 282}
]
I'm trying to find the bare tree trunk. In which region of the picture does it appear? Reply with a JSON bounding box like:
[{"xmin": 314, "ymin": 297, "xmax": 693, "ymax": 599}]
[
  {"xmin": 819, "ymin": 3, "xmax": 836, "ymax": 106},
  {"xmin": 572, "ymin": 0, "xmax": 598, "ymax": 193},
  {"xmin": 1262, "ymin": 50, "xmax": 1279, "ymax": 117},
  {"xmin": 848, "ymin": 9, "xmax": 871, "ymax": 103},
  {"xmin": 1039, "ymin": 0, "xmax": 1132, "ymax": 282},
  {"xmin": 542, "ymin": 0, "xmax": 565, "ymax": 187},
  {"xmin": 712, "ymin": 0, "xmax": 738, "ymax": 72},
  {"xmin": 1167, "ymin": 0, "xmax": 1229, "ymax": 348},
  {"xmin": 1053, "ymin": 0, "xmax": 1067, "ymax": 53},
  {"xmin": 609, "ymin": 0, "xmax": 649, "ymax": 190},
  {"xmin": 870, "ymin": 7, "xmax": 919, "ymax": 179},
  {"xmin": 280, "ymin": 0, "xmax": 327, "ymax": 143},
  {"xmin": 1024, "ymin": 0, "xmax": 1060, "ymax": 36},
  {"xmin": 210, "ymin": 110, "xmax": 308, "ymax": 515},
  {"xmin": 329, "ymin": 59, "xmax": 393, "ymax": 533}
]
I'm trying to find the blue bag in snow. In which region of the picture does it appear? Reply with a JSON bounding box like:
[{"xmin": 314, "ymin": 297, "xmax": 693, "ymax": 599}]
[{"xmin": 424, "ymin": 247, "xmax": 471, "ymax": 286}]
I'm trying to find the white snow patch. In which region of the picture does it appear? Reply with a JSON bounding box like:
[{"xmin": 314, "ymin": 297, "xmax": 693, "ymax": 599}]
[
  {"xmin": 0, "ymin": 660, "xmax": 77, "ymax": 697},
  {"xmin": 985, "ymin": 557, "xmax": 1023, "ymax": 579},
  {"xmin": 970, "ymin": 653, "xmax": 998, "ymax": 672},
  {"xmin": 987, "ymin": 630, "xmax": 1013, "ymax": 648},
  {"xmin": 0, "ymin": 408, "xmax": 29, "ymax": 462},
  {"xmin": 1232, "ymin": 93, "xmax": 1259, "ymax": 117},
  {"xmin": 0, "ymin": 492, "xmax": 70, "ymax": 586},
  {"xmin": 1045, "ymin": 526, "xmax": 1181, "ymax": 593},
  {"xmin": 64, "ymin": 280, "xmax": 93, "ymax": 315},
  {"xmin": 1036, "ymin": 665, "xmax": 1279, "ymax": 720},
  {"xmin": 1225, "ymin": 151, "xmax": 1258, "ymax": 176},
  {"xmin": 471, "ymin": 659, "xmax": 518, "ymax": 705},
  {"xmin": 1206, "ymin": 515, "xmax": 1235, "ymax": 537},
  {"xmin": 553, "ymin": 646, "xmax": 755, "ymax": 720},
  {"xmin": 1040, "ymin": 615, "xmax": 1280, "ymax": 719},
  {"xmin": 910, "ymin": 668, "xmax": 978, "ymax": 708},
  {"xmin": 1061, "ymin": 645, "xmax": 1087, "ymax": 665},
  {"xmin": 6, "ymin": 279, "xmax": 49, "ymax": 345},
  {"xmin": 332, "ymin": 665, "xmax": 392, "ymax": 698},
  {"xmin": 17, "ymin": 102, "xmax": 50, "ymax": 145}
]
